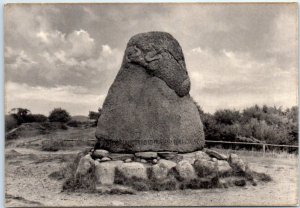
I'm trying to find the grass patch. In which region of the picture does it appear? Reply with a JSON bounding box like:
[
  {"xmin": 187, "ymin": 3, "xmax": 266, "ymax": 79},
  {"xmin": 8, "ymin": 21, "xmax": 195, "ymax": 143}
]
[
  {"xmin": 41, "ymin": 140, "xmax": 65, "ymax": 151},
  {"xmin": 245, "ymin": 170, "xmax": 272, "ymax": 182},
  {"xmin": 55, "ymin": 149, "xmax": 97, "ymax": 192},
  {"xmin": 210, "ymin": 147, "xmax": 297, "ymax": 159},
  {"xmin": 41, "ymin": 137, "xmax": 93, "ymax": 152},
  {"xmin": 179, "ymin": 175, "xmax": 221, "ymax": 190}
]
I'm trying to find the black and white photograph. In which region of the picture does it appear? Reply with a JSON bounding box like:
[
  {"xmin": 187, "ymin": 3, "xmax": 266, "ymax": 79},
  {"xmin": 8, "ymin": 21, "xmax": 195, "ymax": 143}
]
[{"xmin": 4, "ymin": 2, "xmax": 298, "ymax": 206}]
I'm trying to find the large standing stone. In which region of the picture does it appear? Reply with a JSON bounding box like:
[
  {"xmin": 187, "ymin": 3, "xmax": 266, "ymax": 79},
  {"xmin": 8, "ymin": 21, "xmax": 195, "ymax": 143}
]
[{"xmin": 95, "ymin": 32, "xmax": 205, "ymax": 153}]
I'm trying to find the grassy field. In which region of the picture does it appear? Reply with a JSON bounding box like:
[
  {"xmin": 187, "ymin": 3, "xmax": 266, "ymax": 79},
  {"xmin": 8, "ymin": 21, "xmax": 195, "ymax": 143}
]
[{"xmin": 5, "ymin": 126, "xmax": 299, "ymax": 207}]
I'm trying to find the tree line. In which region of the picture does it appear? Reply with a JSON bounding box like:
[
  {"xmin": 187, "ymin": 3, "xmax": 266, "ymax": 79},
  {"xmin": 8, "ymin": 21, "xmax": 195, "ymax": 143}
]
[
  {"xmin": 194, "ymin": 101, "xmax": 298, "ymax": 146},
  {"xmin": 6, "ymin": 104, "xmax": 298, "ymax": 146},
  {"xmin": 5, "ymin": 107, "xmax": 102, "ymax": 131}
]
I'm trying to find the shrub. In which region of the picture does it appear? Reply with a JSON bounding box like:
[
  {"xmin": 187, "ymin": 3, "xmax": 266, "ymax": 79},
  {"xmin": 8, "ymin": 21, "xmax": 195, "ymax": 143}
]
[
  {"xmin": 214, "ymin": 109, "xmax": 241, "ymax": 125},
  {"xmin": 62, "ymin": 149, "xmax": 96, "ymax": 192},
  {"xmin": 88, "ymin": 111, "xmax": 101, "ymax": 120},
  {"xmin": 88, "ymin": 108, "xmax": 102, "ymax": 126},
  {"xmin": 9, "ymin": 108, "xmax": 31, "ymax": 125},
  {"xmin": 197, "ymin": 104, "xmax": 298, "ymax": 147},
  {"xmin": 48, "ymin": 108, "xmax": 71, "ymax": 123},
  {"xmin": 24, "ymin": 114, "xmax": 48, "ymax": 123},
  {"xmin": 66, "ymin": 120, "xmax": 80, "ymax": 127}
]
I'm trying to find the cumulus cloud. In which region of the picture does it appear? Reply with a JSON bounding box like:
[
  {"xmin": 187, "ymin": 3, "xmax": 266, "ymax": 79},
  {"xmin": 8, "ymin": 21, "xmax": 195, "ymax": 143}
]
[
  {"xmin": 4, "ymin": 4, "xmax": 298, "ymax": 115},
  {"xmin": 186, "ymin": 46, "xmax": 297, "ymax": 112},
  {"xmin": 5, "ymin": 81, "xmax": 106, "ymax": 115}
]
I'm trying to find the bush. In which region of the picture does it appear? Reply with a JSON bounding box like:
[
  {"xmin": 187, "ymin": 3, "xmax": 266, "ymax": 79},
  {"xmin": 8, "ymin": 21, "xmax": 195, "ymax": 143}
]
[
  {"xmin": 88, "ymin": 111, "xmax": 101, "ymax": 120},
  {"xmin": 9, "ymin": 108, "xmax": 31, "ymax": 125},
  {"xmin": 24, "ymin": 114, "xmax": 48, "ymax": 123},
  {"xmin": 195, "ymin": 102, "xmax": 298, "ymax": 147},
  {"xmin": 214, "ymin": 109, "xmax": 241, "ymax": 125},
  {"xmin": 48, "ymin": 108, "xmax": 71, "ymax": 123},
  {"xmin": 66, "ymin": 120, "xmax": 80, "ymax": 127},
  {"xmin": 62, "ymin": 149, "xmax": 96, "ymax": 192},
  {"xmin": 88, "ymin": 109, "xmax": 102, "ymax": 126}
]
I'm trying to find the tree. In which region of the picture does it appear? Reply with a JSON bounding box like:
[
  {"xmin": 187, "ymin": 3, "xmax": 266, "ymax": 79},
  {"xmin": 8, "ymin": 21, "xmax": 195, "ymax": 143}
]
[
  {"xmin": 9, "ymin": 108, "xmax": 31, "ymax": 124},
  {"xmin": 88, "ymin": 108, "xmax": 102, "ymax": 126},
  {"xmin": 214, "ymin": 109, "xmax": 241, "ymax": 125},
  {"xmin": 88, "ymin": 111, "xmax": 101, "ymax": 120},
  {"xmin": 286, "ymin": 106, "xmax": 298, "ymax": 122},
  {"xmin": 48, "ymin": 108, "xmax": 71, "ymax": 123},
  {"xmin": 25, "ymin": 114, "xmax": 48, "ymax": 123}
]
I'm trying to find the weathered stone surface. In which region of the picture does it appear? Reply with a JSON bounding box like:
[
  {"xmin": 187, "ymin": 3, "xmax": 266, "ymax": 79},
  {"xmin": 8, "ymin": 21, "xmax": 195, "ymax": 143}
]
[
  {"xmin": 140, "ymin": 159, "xmax": 147, "ymax": 163},
  {"xmin": 228, "ymin": 153, "xmax": 246, "ymax": 172},
  {"xmin": 176, "ymin": 160, "xmax": 197, "ymax": 180},
  {"xmin": 151, "ymin": 164, "xmax": 169, "ymax": 180},
  {"xmin": 95, "ymin": 32, "xmax": 205, "ymax": 153},
  {"xmin": 135, "ymin": 152, "xmax": 158, "ymax": 159},
  {"xmin": 117, "ymin": 162, "xmax": 148, "ymax": 180},
  {"xmin": 169, "ymin": 155, "xmax": 184, "ymax": 163},
  {"xmin": 95, "ymin": 160, "xmax": 123, "ymax": 185},
  {"xmin": 109, "ymin": 153, "xmax": 134, "ymax": 161},
  {"xmin": 93, "ymin": 149, "xmax": 109, "ymax": 159},
  {"xmin": 217, "ymin": 160, "xmax": 232, "ymax": 176},
  {"xmin": 194, "ymin": 159, "xmax": 217, "ymax": 177},
  {"xmin": 179, "ymin": 151, "xmax": 210, "ymax": 164},
  {"xmin": 157, "ymin": 159, "xmax": 177, "ymax": 170},
  {"xmin": 195, "ymin": 151, "xmax": 211, "ymax": 161},
  {"xmin": 151, "ymin": 159, "xmax": 178, "ymax": 180},
  {"xmin": 75, "ymin": 154, "xmax": 94, "ymax": 177},
  {"xmin": 179, "ymin": 152, "xmax": 196, "ymax": 164},
  {"xmin": 158, "ymin": 152, "xmax": 178, "ymax": 160},
  {"xmin": 100, "ymin": 157, "xmax": 111, "ymax": 162},
  {"xmin": 125, "ymin": 158, "xmax": 132, "ymax": 163},
  {"xmin": 204, "ymin": 149, "xmax": 228, "ymax": 160}
]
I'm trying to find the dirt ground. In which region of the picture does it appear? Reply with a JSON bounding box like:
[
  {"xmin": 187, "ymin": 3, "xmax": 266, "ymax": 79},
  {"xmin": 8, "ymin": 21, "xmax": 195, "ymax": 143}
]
[{"xmin": 5, "ymin": 130, "xmax": 299, "ymax": 207}]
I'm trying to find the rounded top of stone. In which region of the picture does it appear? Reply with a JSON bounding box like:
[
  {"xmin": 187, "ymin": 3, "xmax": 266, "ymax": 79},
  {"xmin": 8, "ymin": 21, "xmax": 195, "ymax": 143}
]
[
  {"xmin": 124, "ymin": 31, "xmax": 190, "ymax": 97},
  {"xmin": 127, "ymin": 31, "xmax": 184, "ymax": 62}
]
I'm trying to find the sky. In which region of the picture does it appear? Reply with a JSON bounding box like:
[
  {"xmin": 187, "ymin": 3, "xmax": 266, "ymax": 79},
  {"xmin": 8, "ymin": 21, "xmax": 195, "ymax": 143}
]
[{"xmin": 4, "ymin": 3, "xmax": 298, "ymax": 116}]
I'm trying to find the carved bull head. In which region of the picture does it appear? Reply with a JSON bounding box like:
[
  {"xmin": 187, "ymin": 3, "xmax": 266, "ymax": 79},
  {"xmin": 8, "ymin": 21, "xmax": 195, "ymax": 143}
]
[{"xmin": 124, "ymin": 32, "xmax": 191, "ymax": 97}]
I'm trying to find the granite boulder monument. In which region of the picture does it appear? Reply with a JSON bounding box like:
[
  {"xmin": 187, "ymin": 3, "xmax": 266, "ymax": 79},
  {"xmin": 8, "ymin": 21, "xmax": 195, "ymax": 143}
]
[{"xmin": 95, "ymin": 31, "xmax": 205, "ymax": 153}]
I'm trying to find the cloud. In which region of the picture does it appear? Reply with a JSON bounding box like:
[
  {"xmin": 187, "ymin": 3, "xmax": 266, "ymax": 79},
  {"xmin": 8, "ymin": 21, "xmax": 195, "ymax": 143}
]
[
  {"xmin": 5, "ymin": 26, "xmax": 122, "ymax": 91},
  {"xmin": 5, "ymin": 81, "xmax": 106, "ymax": 115},
  {"xmin": 187, "ymin": 47, "xmax": 297, "ymax": 112},
  {"xmin": 4, "ymin": 4, "xmax": 298, "ymax": 115},
  {"xmin": 67, "ymin": 29, "xmax": 96, "ymax": 59}
]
